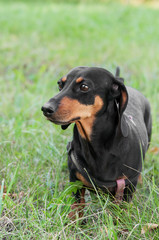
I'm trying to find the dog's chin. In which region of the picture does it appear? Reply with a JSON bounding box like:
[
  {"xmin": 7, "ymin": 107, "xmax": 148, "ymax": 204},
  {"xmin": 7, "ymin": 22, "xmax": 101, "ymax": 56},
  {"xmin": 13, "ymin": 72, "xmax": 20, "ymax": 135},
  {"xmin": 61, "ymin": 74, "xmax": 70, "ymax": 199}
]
[
  {"xmin": 46, "ymin": 118, "xmax": 69, "ymax": 125},
  {"xmin": 46, "ymin": 117, "xmax": 80, "ymax": 125}
]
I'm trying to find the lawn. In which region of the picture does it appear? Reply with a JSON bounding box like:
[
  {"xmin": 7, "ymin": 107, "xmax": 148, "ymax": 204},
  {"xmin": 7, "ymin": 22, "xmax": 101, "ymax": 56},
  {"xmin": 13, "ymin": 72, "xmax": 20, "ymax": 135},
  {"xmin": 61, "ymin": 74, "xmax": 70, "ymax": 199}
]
[{"xmin": 0, "ymin": 0, "xmax": 159, "ymax": 239}]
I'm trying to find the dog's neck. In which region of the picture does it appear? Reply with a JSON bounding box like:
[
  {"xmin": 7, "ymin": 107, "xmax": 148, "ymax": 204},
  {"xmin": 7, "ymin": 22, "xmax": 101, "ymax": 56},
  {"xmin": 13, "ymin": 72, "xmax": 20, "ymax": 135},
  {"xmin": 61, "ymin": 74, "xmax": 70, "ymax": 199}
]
[
  {"xmin": 73, "ymin": 100, "xmax": 119, "ymax": 176},
  {"xmin": 75, "ymin": 100, "xmax": 119, "ymax": 153}
]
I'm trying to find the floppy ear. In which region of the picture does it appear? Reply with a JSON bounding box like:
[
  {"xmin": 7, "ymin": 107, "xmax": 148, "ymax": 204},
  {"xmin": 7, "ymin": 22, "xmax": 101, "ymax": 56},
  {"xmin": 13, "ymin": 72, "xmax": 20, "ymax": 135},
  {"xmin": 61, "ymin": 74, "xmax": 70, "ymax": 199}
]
[
  {"xmin": 111, "ymin": 78, "xmax": 128, "ymax": 137},
  {"xmin": 61, "ymin": 124, "xmax": 71, "ymax": 130}
]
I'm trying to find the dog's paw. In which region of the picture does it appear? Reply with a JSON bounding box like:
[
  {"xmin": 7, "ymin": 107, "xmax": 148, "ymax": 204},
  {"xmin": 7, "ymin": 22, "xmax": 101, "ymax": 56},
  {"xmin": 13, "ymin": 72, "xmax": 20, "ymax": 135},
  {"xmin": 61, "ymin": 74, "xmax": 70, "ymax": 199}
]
[{"xmin": 68, "ymin": 201, "xmax": 85, "ymax": 221}]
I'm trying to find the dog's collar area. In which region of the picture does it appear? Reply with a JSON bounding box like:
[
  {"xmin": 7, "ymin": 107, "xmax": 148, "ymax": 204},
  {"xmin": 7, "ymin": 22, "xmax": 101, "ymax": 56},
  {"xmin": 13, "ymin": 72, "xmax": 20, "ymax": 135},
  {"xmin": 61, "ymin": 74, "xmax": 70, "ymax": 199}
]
[{"xmin": 67, "ymin": 141, "xmax": 140, "ymax": 200}]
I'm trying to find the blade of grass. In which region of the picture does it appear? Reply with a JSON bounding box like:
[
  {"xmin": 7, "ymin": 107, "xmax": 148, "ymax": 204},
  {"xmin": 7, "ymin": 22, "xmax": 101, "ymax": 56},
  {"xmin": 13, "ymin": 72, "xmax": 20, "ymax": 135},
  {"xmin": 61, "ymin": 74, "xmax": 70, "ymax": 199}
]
[{"xmin": 0, "ymin": 179, "xmax": 5, "ymax": 216}]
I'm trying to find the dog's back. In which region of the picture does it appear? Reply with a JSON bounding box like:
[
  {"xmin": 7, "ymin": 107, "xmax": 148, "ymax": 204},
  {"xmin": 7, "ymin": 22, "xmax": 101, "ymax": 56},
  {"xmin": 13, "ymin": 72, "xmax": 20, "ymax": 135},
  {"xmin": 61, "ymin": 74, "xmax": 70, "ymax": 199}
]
[
  {"xmin": 110, "ymin": 86, "xmax": 152, "ymax": 180},
  {"xmin": 126, "ymin": 86, "xmax": 152, "ymax": 146}
]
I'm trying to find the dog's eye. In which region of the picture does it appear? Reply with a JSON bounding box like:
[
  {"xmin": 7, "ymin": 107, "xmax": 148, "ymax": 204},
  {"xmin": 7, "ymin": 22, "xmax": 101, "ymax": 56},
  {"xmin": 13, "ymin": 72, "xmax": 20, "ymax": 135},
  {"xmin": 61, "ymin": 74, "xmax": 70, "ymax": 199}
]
[
  {"xmin": 58, "ymin": 82, "xmax": 63, "ymax": 91},
  {"xmin": 80, "ymin": 84, "xmax": 89, "ymax": 92}
]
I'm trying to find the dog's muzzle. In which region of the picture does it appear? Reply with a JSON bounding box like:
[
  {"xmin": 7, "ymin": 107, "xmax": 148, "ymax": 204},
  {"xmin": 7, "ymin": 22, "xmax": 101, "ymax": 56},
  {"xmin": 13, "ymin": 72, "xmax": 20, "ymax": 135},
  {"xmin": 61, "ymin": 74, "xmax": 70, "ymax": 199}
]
[{"xmin": 41, "ymin": 104, "xmax": 54, "ymax": 117}]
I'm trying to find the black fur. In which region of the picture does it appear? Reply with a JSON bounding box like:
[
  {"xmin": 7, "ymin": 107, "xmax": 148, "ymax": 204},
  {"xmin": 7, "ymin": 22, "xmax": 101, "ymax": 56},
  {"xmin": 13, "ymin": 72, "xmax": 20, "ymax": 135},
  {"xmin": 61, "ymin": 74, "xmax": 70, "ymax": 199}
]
[{"xmin": 42, "ymin": 67, "xmax": 152, "ymax": 202}]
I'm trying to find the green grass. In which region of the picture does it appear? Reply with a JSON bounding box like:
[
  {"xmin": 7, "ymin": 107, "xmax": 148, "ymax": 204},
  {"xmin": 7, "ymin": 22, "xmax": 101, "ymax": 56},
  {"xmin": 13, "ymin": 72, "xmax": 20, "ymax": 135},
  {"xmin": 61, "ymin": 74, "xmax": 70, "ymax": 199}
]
[{"xmin": 0, "ymin": 0, "xmax": 159, "ymax": 239}]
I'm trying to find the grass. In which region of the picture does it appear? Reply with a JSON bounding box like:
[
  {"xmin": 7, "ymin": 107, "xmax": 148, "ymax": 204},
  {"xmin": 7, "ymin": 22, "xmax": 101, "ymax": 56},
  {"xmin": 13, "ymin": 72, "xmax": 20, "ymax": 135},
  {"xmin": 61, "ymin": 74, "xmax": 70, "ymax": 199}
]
[{"xmin": 0, "ymin": 0, "xmax": 159, "ymax": 239}]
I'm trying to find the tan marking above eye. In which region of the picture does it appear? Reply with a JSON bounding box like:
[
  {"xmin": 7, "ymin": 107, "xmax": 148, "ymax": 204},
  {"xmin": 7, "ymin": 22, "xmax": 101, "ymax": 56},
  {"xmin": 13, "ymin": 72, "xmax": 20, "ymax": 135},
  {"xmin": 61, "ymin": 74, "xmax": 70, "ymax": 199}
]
[
  {"xmin": 76, "ymin": 77, "xmax": 83, "ymax": 83},
  {"xmin": 61, "ymin": 76, "xmax": 67, "ymax": 82}
]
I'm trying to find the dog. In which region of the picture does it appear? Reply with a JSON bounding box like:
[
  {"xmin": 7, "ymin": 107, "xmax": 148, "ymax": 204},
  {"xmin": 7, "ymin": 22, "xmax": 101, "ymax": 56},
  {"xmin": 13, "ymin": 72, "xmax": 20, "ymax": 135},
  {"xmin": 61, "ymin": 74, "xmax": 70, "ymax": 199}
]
[{"xmin": 41, "ymin": 66, "xmax": 152, "ymax": 218}]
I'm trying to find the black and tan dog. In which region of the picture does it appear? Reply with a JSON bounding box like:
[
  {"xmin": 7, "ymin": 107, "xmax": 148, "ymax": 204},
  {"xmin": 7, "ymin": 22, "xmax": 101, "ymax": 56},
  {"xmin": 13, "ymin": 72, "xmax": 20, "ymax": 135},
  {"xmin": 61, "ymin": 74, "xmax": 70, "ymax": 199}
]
[{"xmin": 41, "ymin": 67, "xmax": 152, "ymax": 218}]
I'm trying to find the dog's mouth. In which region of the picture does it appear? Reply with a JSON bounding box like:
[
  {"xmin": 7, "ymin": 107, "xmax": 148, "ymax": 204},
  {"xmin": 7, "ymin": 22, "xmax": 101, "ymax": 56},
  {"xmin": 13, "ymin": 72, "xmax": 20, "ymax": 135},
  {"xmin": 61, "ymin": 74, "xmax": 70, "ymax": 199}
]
[{"xmin": 46, "ymin": 116, "xmax": 80, "ymax": 125}]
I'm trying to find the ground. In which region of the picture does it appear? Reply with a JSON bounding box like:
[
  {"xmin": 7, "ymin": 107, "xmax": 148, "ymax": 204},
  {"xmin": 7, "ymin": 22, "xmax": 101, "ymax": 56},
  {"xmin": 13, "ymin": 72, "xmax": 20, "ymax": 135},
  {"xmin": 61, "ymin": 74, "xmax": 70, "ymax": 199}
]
[{"xmin": 0, "ymin": 0, "xmax": 159, "ymax": 239}]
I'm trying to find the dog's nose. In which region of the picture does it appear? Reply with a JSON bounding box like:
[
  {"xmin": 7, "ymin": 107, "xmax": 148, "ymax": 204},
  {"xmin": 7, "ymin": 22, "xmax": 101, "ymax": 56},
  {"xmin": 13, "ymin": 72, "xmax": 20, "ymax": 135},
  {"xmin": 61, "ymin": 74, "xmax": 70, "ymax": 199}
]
[{"xmin": 41, "ymin": 104, "xmax": 54, "ymax": 117}]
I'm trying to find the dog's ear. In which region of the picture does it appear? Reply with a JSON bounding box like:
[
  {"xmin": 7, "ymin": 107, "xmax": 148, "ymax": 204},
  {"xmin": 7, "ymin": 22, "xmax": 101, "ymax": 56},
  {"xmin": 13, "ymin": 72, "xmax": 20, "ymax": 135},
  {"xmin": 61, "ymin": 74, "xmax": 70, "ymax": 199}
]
[
  {"xmin": 61, "ymin": 124, "xmax": 71, "ymax": 130},
  {"xmin": 111, "ymin": 77, "xmax": 128, "ymax": 137}
]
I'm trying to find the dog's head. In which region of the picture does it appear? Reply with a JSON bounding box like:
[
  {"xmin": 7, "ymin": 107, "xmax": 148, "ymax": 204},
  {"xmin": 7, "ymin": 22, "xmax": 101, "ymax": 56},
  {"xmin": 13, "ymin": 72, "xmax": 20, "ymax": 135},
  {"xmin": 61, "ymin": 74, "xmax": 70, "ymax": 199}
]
[{"xmin": 41, "ymin": 67, "xmax": 128, "ymax": 139}]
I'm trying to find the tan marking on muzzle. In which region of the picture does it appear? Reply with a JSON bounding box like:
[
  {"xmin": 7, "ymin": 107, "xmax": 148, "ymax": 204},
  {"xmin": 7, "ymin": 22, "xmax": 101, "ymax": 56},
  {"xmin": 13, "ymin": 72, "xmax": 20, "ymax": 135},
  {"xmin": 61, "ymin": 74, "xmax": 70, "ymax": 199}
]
[
  {"xmin": 75, "ymin": 96, "xmax": 104, "ymax": 140},
  {"xmin": 53, "ymin": 95, "xmax": 103, "ymax": 140}
]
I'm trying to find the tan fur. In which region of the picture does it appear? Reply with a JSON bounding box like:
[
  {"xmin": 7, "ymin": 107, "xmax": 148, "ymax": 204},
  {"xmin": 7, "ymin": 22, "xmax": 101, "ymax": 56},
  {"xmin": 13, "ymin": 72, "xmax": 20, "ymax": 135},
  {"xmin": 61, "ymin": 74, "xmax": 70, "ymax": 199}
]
[
  {"xmin": 76, "ymin": 77, "xmax": 83, "ymax": 83},
  {"xmin": 76, "ymin": 172, "xmax": 92, "ymax": 188},
  {"xmin": 121, "ymin": 90, "xmax": 127, "ymax": 108},
  {"xmin": 61, "ymin": 76, "xmax": 67, "ymax": 82},
  {"xmin": 54, "ymin": 95, "xmax": 103, "ymax": 140},
  {"xmin": 68, "ymin": 188, "xmax": 85, "ymax": 220}
]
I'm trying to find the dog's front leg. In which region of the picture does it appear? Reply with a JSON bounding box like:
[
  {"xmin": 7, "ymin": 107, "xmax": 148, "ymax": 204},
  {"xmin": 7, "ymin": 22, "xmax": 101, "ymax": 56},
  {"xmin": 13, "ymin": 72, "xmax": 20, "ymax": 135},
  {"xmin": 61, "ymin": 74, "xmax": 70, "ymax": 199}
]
[
  {"xmin": 67, "ymin": 153, "xmax": 86, "ymax": 220},
  {"xmin": 68, "ymin": 188, "xmax": 86, "ymax": 221}
]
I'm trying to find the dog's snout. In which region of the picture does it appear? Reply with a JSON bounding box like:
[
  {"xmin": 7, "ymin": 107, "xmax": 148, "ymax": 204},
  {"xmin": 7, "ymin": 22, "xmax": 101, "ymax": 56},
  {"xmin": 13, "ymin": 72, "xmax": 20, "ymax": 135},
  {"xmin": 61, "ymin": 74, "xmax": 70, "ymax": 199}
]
[{"xmin": 41, "ymin": 104, "xmax": 54, "ymax": 117}]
